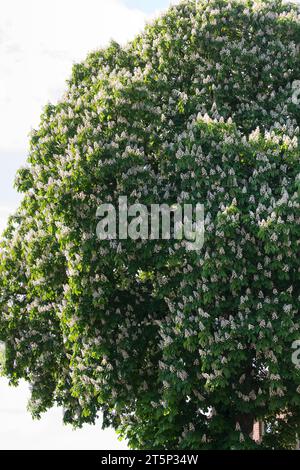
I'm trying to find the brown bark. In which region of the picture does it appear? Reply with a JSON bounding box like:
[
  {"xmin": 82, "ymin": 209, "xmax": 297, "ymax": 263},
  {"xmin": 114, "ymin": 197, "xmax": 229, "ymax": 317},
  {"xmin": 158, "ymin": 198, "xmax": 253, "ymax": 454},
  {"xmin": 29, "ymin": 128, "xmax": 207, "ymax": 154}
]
[{"xmin": 237, "ymin": 414, "xmax": 255, "ymax": 436}]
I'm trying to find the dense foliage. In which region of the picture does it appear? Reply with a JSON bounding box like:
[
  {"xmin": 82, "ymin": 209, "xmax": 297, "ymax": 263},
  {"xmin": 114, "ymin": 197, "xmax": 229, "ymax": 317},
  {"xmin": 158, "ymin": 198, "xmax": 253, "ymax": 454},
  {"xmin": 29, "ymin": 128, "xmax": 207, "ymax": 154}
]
[{"xmin": 0, "ymin": 0, "xmax": 300, "ymax": 450}]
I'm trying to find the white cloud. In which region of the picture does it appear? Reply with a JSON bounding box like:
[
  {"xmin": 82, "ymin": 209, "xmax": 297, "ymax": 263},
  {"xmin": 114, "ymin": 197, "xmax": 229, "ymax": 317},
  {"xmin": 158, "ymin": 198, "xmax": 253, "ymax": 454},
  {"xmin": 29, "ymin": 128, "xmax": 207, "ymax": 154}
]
[
  {"xmin": 0, "ymin": 0, "xmax": 148, "ymax": 154},
  {"xmin": 0, "ymin": 378, "xmax": 127, "ymax": 450},
  {"xmin": 0, "ymin": 206, "xmax": 15, "ymax": 233}
]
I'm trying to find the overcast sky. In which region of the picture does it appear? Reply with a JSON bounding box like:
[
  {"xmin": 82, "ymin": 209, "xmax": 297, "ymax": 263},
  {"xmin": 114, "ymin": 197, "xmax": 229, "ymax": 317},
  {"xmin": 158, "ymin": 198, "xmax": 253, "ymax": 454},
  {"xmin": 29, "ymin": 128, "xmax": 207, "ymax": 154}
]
[{"xmin": 0, "ymin": 0, "xmax": 175, "ymax": 450}]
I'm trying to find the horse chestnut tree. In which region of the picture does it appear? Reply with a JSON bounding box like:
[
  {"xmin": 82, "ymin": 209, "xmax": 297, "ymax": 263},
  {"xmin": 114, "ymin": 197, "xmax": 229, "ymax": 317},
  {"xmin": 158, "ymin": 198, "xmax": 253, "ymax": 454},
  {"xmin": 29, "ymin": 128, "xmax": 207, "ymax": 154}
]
[{"xmin": 0, "ymin": 0, "xmax": 300, "ymax": 450}]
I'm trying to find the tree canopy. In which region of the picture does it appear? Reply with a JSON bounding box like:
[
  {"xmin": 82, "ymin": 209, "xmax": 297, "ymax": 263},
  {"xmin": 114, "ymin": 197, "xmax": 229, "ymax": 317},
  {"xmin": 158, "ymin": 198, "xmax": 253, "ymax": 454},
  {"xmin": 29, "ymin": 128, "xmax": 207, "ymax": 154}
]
[{"xmin": 0, "ymin": 0, "xmax": 300, "ymax": 450}]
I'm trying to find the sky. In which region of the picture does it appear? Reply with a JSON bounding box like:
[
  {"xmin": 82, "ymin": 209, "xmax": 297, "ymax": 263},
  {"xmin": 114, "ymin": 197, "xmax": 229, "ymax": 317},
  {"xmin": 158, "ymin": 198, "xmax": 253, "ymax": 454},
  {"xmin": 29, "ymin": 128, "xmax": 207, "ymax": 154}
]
[{"xmin": 0, "ymin": 0, "xmax": 176, "ymax": 450}]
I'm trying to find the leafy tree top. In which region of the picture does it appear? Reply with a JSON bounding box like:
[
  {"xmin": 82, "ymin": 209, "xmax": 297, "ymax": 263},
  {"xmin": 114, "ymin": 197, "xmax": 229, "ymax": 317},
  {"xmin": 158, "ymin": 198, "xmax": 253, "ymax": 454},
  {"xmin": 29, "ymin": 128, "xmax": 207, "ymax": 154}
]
[{"xmin": 0, "ymin": 0, "xmax": 300, "ymax": 450}]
